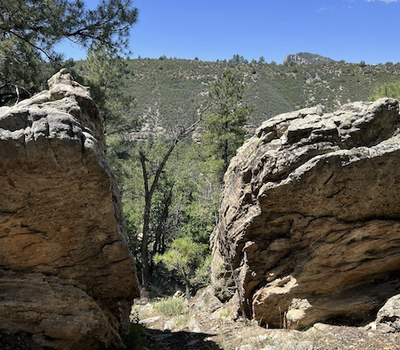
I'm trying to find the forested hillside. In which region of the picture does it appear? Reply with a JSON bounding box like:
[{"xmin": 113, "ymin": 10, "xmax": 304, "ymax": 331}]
[
  {"xmin": 73, "ymin": 56, "xmax": 400, "ymax": 134},
  {"xmin": 68, "ymin": 55, "xmax": 400, "ymax": 294}
]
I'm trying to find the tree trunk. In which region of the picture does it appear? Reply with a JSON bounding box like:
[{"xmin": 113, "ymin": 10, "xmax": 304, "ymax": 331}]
[
  {"xmin": 140, "ymin": 152, "xmax": 151, "ymax": 290},
  {"xmin": 141, "ymin": 197, "xmax": 151, "ymax": 289},
  {"xmin": 139, "ymin": 142, "xmax": 178, "ymax": 289},
  {"xmin": 151, "ymin": 185, "xmax": 173, "ymax": 259},
  {"xmin": 223, "ymin": 121, "xmax": 230, "ymax": 175},
  {"xmin": 185, "ymin": 280, "xmax": 190, "ymax": 301},
  {"xmin": 138, "ymin": 105, "xmax": 210, "ymax": 290},
  {"xmin": 180, "ymin": 267, "xmax": 191, "ymax": 300}
]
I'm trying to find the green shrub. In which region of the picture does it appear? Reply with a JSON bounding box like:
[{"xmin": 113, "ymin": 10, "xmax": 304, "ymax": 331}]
[
  {"xmin": 154, "ymin": 237, "xmax": 207, "ymax": 299},
  {"xmin": 369, "ymin": 81, "xmax": 400, "ymax": 101},
  {"xmin": 153, "ymin": 296, "xmax": 186, "ymax": 317},
  {"xmin": 122, "ymin": 321, "xmax": 146, "ymax": 350}
]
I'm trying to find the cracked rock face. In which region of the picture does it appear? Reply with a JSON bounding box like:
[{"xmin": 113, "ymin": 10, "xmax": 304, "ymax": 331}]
[
  {"xmin": 0, "ymin": 70, "xmax": 139, "ymax": 349},
  {"xmin": 211, "ymin": 98, "xmax": 400, "ymax": 330}
]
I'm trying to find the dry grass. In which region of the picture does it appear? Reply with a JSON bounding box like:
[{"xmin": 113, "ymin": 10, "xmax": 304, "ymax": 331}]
[{"xmin": 130, "ymin": 294, "xmax": 400, "ymax": 350}]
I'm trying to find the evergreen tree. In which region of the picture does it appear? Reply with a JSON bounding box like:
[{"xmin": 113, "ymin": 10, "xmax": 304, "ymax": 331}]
[
  {"xmin": 81, "ymin": 45, "xmax": 139, "ymax": 135},
  {"xmin": 369, "ymin": 81, "xmax": 400, "ymax": 101},
  {"xmin": 202, "ymin": 69, "xmax": 253, "ymax": 181},
  {"xmin": 228, "ymin": 54, "xmax": 248, "ymax": 65},
  {"xmin": 154, "ymin": 236, "xmax": 207, "ymax": 299},
  {"xmin": 0, "ymin": 0, "xmax": 138, "ymax": 105},
  {"xmin": 116, "ymin": 123, "xmax": 217, "ymax": 291}
]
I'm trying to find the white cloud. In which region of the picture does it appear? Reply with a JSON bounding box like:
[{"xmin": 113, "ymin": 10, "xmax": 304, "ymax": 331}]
[
  {"xmin": 365, "ymin": 0, "xmax": 399, "ymax": 3},
  {"xmin": 316, "ymin": 6, "xmax": 333, "ymax": 12}
]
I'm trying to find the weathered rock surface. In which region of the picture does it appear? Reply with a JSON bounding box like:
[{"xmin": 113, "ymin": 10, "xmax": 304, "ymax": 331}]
[
  {"xmin": 0, "ymin": 69, "xmax": 139, "ymax": 349},
  {"xmin": 211, "ymin": 98, "xmax": 400, "ymax": 330},
  {"xmin": 375, "ymin": 294, "xmax": 400, "ymax": 333},
  {"xmin": 284, "ymin": 53, "xmax": 333, "ymax": 64}
]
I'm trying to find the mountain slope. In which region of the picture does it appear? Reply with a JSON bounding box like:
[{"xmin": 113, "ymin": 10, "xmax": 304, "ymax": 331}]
[{"xmin": 76, "ymin": 57, "xmax": 400, "ymax": 133}]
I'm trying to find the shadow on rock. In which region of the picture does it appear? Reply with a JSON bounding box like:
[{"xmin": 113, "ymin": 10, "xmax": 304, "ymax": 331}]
[{"xmin": 144, "ymin": 328, "xmax": 222, "ymax": 350}]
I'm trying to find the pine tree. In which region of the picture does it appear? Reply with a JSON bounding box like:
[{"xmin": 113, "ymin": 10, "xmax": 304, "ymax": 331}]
[
  {"xmin": 0, "ymin": 0, "xmax": 138, "ymax": 105},
  {"xmin": 369, "ymin": 81, "xmax": 400, "ymax": 101},
  {"xmin": 154, "ymin": 236, "xmax": 206, "ymax": 299},
  {"xmin": 202, "ymin": 69, "xmax": 253, "ymax": 181},
  {"xmin": 81, "ymin": 45, "xmax": 139, "ymax": 135}
]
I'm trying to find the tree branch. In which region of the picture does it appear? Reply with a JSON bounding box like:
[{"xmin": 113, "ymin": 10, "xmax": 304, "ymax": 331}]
[
  {"xmin": 8, "ymin": 29, "xmax": 56, "ymax": 61},
  {"xmin": 139, "ymin": 151, "xmax": 150, "ymax": 196}
]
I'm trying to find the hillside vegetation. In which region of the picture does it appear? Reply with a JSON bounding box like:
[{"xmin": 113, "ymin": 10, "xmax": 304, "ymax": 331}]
[
  {"xmin": 74, "ymin": 55, "xmax": 400, "ymax": 133},
  {"xmin": 70, "ymin": 52, "xmax": 400, "ymax": 298}
]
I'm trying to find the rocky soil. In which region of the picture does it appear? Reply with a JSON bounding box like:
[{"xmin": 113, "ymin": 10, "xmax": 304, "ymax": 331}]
[{"xmin": 132, "ymin": 288, "xmax": 400, "ymax": 350}]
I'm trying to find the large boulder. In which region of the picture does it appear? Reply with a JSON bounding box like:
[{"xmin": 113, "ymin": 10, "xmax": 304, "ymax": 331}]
[
  {"xmin": 211, "ymin": 98, "xmax": 400, "ymax": 330},
  {"xmin": 0, "ymin": 69, "xmax": 139, "ymax": 349}
]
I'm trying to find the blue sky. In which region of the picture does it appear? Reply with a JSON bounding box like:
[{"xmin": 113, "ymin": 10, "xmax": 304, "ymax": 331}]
[{"xmin": 60, "ymin": 0, "xmax": 400, "ymax": 64}]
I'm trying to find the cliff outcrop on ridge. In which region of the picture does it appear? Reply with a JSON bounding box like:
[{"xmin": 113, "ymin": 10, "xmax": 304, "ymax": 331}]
[
  {"xmin": 284, "ymin": 53, "xmax": 334, "ymax": 64},
  {"xmin": 0, "ymin": 70, "xmax": 139, "ymax": 349},
  {"xmin": 211, "ymin": 98, "xmax": 400, "ymax": 330}
]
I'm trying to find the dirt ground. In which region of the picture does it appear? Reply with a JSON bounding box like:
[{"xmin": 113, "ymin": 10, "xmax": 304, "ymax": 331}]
[
  {"xmin": 1, "ymin": 292, "xmax": 398, "ymax": 350},
  {"xmin": 140, "ymin": 314, "xmax": 400, "ymax": 350},
  {"xmin": 134, "ymin": 291, "xmax": 400, "ymax": 350}
]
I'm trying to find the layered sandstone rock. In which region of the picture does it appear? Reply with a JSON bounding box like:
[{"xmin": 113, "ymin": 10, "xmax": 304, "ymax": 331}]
[
  {"xmin": 211, "ymin": 98, "xmax": 400, "ymax": 330},
  {"xmin": 0, "ymin": 69, "xmax": 139, "ymax": 349}
]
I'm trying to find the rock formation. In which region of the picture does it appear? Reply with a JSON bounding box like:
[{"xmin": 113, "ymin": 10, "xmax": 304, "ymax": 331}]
[
  {"xmin": 284, "ymin": 54, "xmax": 310, "ymax": 64},
  {"xmin": 375, "ymin": 294, "xmax": 400, "ymax": 333},
  {"xmin": 284, "ymin": 53, "xmax": 333, "ymax": 64},
  {"xmin": 0, "ymin": 69, "xmax": 139, "ymax": 349},
  {"xmin": 211, "ymin": 98, "xmax": 400, "ymax": 330}
]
